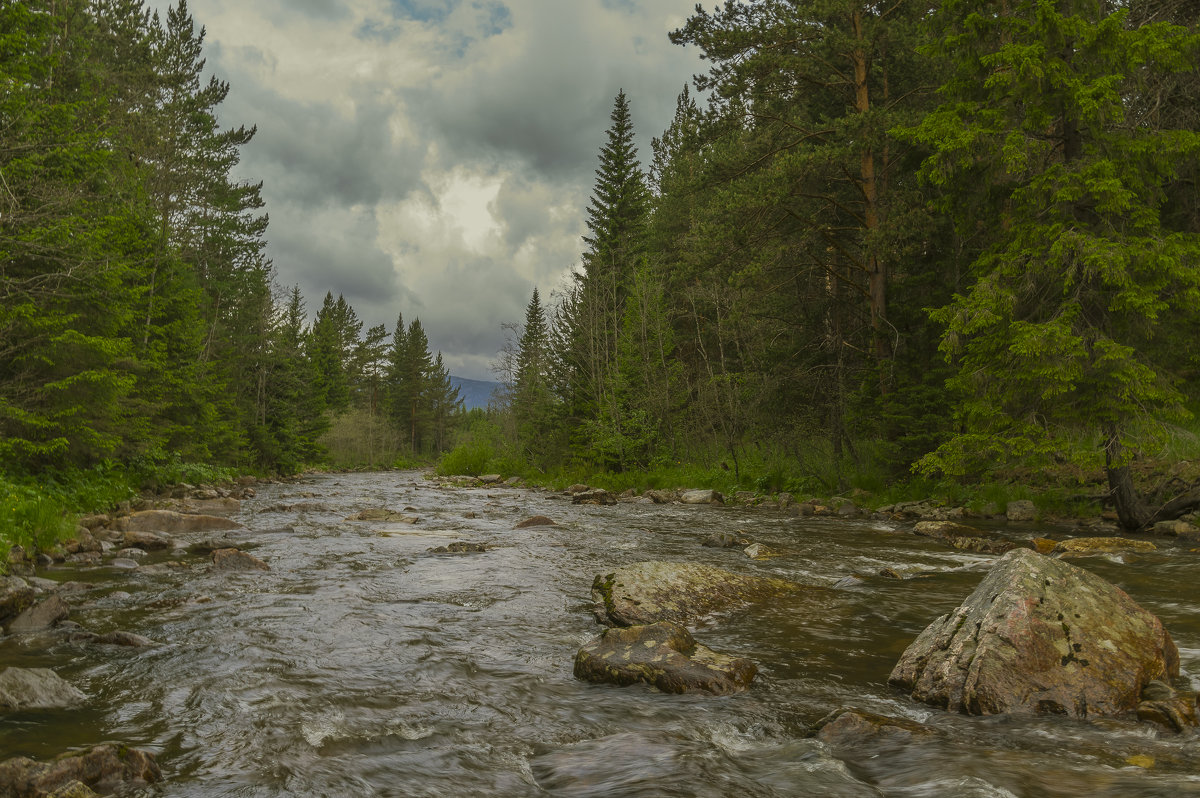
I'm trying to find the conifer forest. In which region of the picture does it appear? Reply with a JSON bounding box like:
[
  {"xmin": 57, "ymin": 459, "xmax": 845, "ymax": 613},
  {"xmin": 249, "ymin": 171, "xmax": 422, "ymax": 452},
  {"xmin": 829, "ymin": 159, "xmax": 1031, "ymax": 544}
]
[{"xmin": 3, "ymin": 0, "xmax": 1200, "ymax": 544}]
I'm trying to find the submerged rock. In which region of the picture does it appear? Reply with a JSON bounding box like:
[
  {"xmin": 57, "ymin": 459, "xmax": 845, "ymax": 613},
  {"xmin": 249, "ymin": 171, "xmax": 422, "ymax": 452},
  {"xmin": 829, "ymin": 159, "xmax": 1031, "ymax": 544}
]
[
  {"xmin": 811, "ymin": 707, "xmax": 935, "ymax": 746},
  {"xmin": 0, "ymin": 667, "xmax": 86, "ymax": 710},
  {"xmin": 210, "ymin": 548, "xmax": 269, "ymax": 572},
  {"xmin": 427, "ymin": 542, "xmax": 487, "ymax": 554},
  {"xmin": 514, "ymin": 515, "xmax": 557, "ymax": 529},
  {"xmin": 345, "ymin": 508, "xmax": 418, "ymax": 523},
  {"xmin": 0, "ymin": 744, "xmax": 160, "ymax": 797},
  {"xmin": 700, "ymin": 531, "xmax": 749, "ymax": 549},
  {"xmin": 573, "ymin": 621, "xmax": 756, "ymax": 695},
  {"xmin": 889, "ymin": 548, "xmax": 1181, "ymax": 720},
  {"xmin": 591, "ymin": 561, "xmax": 798, "ymax": 627}
]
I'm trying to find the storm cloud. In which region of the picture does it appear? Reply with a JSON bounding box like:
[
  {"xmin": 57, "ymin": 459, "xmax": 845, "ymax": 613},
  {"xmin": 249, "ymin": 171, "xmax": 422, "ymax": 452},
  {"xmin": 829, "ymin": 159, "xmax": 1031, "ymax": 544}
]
[{"xmin": 155, "ymin": 0, "xmax": 705, "ymax": 379}]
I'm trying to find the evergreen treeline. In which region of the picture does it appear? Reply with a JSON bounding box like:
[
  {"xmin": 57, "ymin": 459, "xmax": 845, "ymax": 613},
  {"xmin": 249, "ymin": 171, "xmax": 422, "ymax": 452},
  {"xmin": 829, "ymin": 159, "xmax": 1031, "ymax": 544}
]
[
  {"xmin": 495, "ymin": 0, "xmax": 1200, "ymax": 528},
  {"xmin": 0, "ymin": 0, "xmax": 460, "ymax": 487}
]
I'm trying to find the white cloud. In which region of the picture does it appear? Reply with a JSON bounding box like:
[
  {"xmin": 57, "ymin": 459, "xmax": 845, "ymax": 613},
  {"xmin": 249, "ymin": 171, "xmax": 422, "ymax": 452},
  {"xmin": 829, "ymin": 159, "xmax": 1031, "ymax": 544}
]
[{"xmin": 154, "ymin": 0, "xmax": 705, "ymax": 379}]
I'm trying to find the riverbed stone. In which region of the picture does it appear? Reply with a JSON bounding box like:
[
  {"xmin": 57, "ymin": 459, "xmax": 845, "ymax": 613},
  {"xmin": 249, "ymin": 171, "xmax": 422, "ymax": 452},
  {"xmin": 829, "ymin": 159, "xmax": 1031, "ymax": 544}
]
[
  {"xmin": 811, "ymin": 707, "xmax": 934, "ymax": 746},
  {"xmin": 913, "ymin": 521, "xmax": 978, "ymax": 538},
  {"xmin": 680, "ymin": 489, "xmax": 724, "ymax": 505},
  {"xmin": 94, "ymin": 630, "xmax": 156, "ymax": 647},
  {"xmin": 743, "ymin": 542, "xmax": 777, "ymax": 559},
  {"xmin": 514, "ymin": 515, "xmax": 557, "ymax": 529},
  {"xmin": 1152, "ymin": 519, "xmax": 1200, "ymax": 538},
  {"xmin": 591, "ymin": 561, "xmax": 798, "ymax": 627},
  {"xmin": 427, "ymin": 542, "xmax": 487, "ymax": 554},
  {"xmin": 115, "ymin": 510, "xmax": 242, "ymax": 534},
  {"xmin": 174, "ymin": 497, "xmax": 241, "ymax": 516},
  {"xmin": 644, "ymin": 489, "xmax": 677, "ymax": 504},
  {"xmin": 210, "ymin": 548, "xmax": 269, "ymax": 572},
  {"xmin": 0, "ymin": 667, "xmax": 86, "ymax": 710},
  {"xmin": 0, "ymin": 577, "xmax": 37, "ymax": 626},
  {"xmin": 912, "ymin": 521, "xmax": 1016, "ymax": 555},
  {"xmin": 1006, "ymin": 500, "xmax": 1037, "ymax": 523},
  {"xmin": 572, "ymin": 489, "xmax": 616, "ymax": 506},
  {"xmin": 5, "ymin": 595, "xmax": 69, "ymax": 634},
  {"xmin": 1135, "ymin": 680, "xmax": 1198, "ymax": 732},
  {"xmin": 701, "ymin": 531, "xmax": 749, "ymax": 549},
  {"xmin": 186, "ymin": 534, "xmax": 248, "ymax": 554},
  {"xmin": 889, "ymin": 548, "xmax": 1180, "ymax": 720},
  {"xmin": 573, "ymin": 621, "xmax": 756, "ymax": 695},
  {"xmin": 0, "ymin": 744, "xmax": 161, "ymax": 797},
  {"xmin": 7, "ymin": 545, "xmax": 34, "ymax": 576},
  {"xmin": 1053, "ymin": 537, "xmax": 1157, "ymax": 555}
]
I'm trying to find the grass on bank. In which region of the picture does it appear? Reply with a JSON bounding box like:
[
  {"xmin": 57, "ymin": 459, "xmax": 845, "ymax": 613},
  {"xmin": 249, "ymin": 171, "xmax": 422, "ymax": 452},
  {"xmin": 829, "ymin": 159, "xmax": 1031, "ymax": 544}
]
[
  {"xmin": 433, "ymin": 413, "xmax": 1200, "ymax": 521},
  {"xmin": 1, "ymin": 452, "xmax": 241, "ymax": 568}
]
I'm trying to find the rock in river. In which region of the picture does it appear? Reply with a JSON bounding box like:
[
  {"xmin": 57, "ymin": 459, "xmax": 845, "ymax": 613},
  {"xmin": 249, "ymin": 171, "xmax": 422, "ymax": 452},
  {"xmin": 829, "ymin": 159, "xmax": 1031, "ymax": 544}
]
[
  {"xmin": 591, "ymin": 561, "xmax": 797, "ymax": 627},
  {"xmin": 5, "ymin": 595, "xmax": 69, "ymax": 634},
  {"xmin": 889, "ymin": 548, "xmax": 1181, "ymax": 720},
  {"xmin": 0, "ymin": 667, "xmax": 86, "ymax": 710},
  {"xmin": 573, "ymin": 621, "xmax": 756, "ymax": 694},
  {"xmin": 0, "ymin": 743, "xmax": 160, "ymax": 797},
  {"xmin": 211, "ymin": 548, "xmax": 269, "ymax": 572},
  {"xmin": 116, "ymin": 510, "xmax": 242, "ymax": 534}
]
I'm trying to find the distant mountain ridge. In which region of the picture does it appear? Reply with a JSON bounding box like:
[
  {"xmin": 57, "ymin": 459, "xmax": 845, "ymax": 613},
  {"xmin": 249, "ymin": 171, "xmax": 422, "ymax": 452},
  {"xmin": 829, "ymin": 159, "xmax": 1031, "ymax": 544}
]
[{"xmin": 450, "ymin": 376, "xmax": 501, "ymax": 411}]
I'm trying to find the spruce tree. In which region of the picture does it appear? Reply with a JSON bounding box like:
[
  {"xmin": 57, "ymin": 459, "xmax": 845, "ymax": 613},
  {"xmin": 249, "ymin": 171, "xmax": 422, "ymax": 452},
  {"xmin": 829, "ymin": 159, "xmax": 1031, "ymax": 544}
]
[
  {"xmin": 910, "ymin": 0, "xmax": 1200, "ymax": 528},
  {"xmin": 566, "ymin": 90, "xmax": 651, "ymax": 460}
]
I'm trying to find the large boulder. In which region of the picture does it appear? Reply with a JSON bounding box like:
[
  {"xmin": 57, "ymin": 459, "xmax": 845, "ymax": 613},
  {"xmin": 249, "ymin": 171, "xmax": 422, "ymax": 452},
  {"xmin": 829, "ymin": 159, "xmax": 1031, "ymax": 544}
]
[
  {"xmin": 889, "ymin": 548, "xmax": 1181, "ymax": 720},
  {"xmin": 591, "ymin": 561, "xmax": 797, "ymax": 627},
  {"xmin": 573, "ymin": 621, "xmax": 756, "ymax": 695},
  {"xmin": 0, "ymin": 744, "xmax": 160, "ymax": 797},
  {"xmin": 115, "ymin": 510, "xmax": 241, "ymax": 535},
  {"xmin": 0, "ymin": 668, "xmax": 86, "ymax": 710}
]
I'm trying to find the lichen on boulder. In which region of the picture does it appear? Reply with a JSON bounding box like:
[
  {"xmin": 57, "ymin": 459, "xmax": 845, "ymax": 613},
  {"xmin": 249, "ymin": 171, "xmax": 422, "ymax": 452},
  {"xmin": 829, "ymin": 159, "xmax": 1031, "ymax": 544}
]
[{"xmin": 889, "ymin": 548, "xmax": 1182, "ymax": 721}]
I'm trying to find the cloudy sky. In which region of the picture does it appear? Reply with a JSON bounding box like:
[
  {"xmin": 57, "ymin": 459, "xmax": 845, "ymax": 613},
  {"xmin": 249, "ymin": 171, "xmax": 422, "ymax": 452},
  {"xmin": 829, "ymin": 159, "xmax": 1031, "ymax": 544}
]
[{"xmin": 159, "ymin": 0, "xmax": 708, "ymax": 380}]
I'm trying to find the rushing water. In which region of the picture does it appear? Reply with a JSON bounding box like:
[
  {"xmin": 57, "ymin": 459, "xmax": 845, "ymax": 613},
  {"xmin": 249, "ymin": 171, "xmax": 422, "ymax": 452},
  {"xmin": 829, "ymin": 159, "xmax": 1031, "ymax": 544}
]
[{"xmin": 2, "ymin": 471, "xmax": 1199, "ymax": 797}]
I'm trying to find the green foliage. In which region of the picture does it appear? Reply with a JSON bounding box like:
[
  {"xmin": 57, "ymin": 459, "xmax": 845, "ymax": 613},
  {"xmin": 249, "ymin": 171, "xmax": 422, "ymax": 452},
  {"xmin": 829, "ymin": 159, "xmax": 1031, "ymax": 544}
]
[{"xmin": 0, "ymin": 480, "xmax": 76, "ymax": 558}]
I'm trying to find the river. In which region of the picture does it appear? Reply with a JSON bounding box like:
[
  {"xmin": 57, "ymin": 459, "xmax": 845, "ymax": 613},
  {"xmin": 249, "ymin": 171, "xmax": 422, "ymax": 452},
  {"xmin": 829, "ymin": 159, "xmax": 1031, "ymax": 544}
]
[{"xmin": 3, "ymin": 470, "xmax": 1198, "ymax": 796}]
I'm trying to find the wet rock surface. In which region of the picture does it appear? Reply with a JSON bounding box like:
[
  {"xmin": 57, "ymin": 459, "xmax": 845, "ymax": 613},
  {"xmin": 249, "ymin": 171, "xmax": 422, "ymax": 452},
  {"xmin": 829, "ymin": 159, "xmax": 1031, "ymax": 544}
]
[
  {"xmin": 0, "ymin": 668, "xmax": 86, "ymax": 710},
  {"xmin": 890, "ymin": 548, "xmax": 1181, "ymax": 720},
  {"xmin": 573, "ymin": 621, "xmax": 756, "ymax": 695},
  {"xmin": 591, "ymin": 561, "xmax": 799, "ymax": 627},
  {"xmin": 210, "ymin": 548, "xmax": 270, "ymax": 572},
  {"xmin": 0, "ymin": 744, "xmax": 160, "ymax": 797}
]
